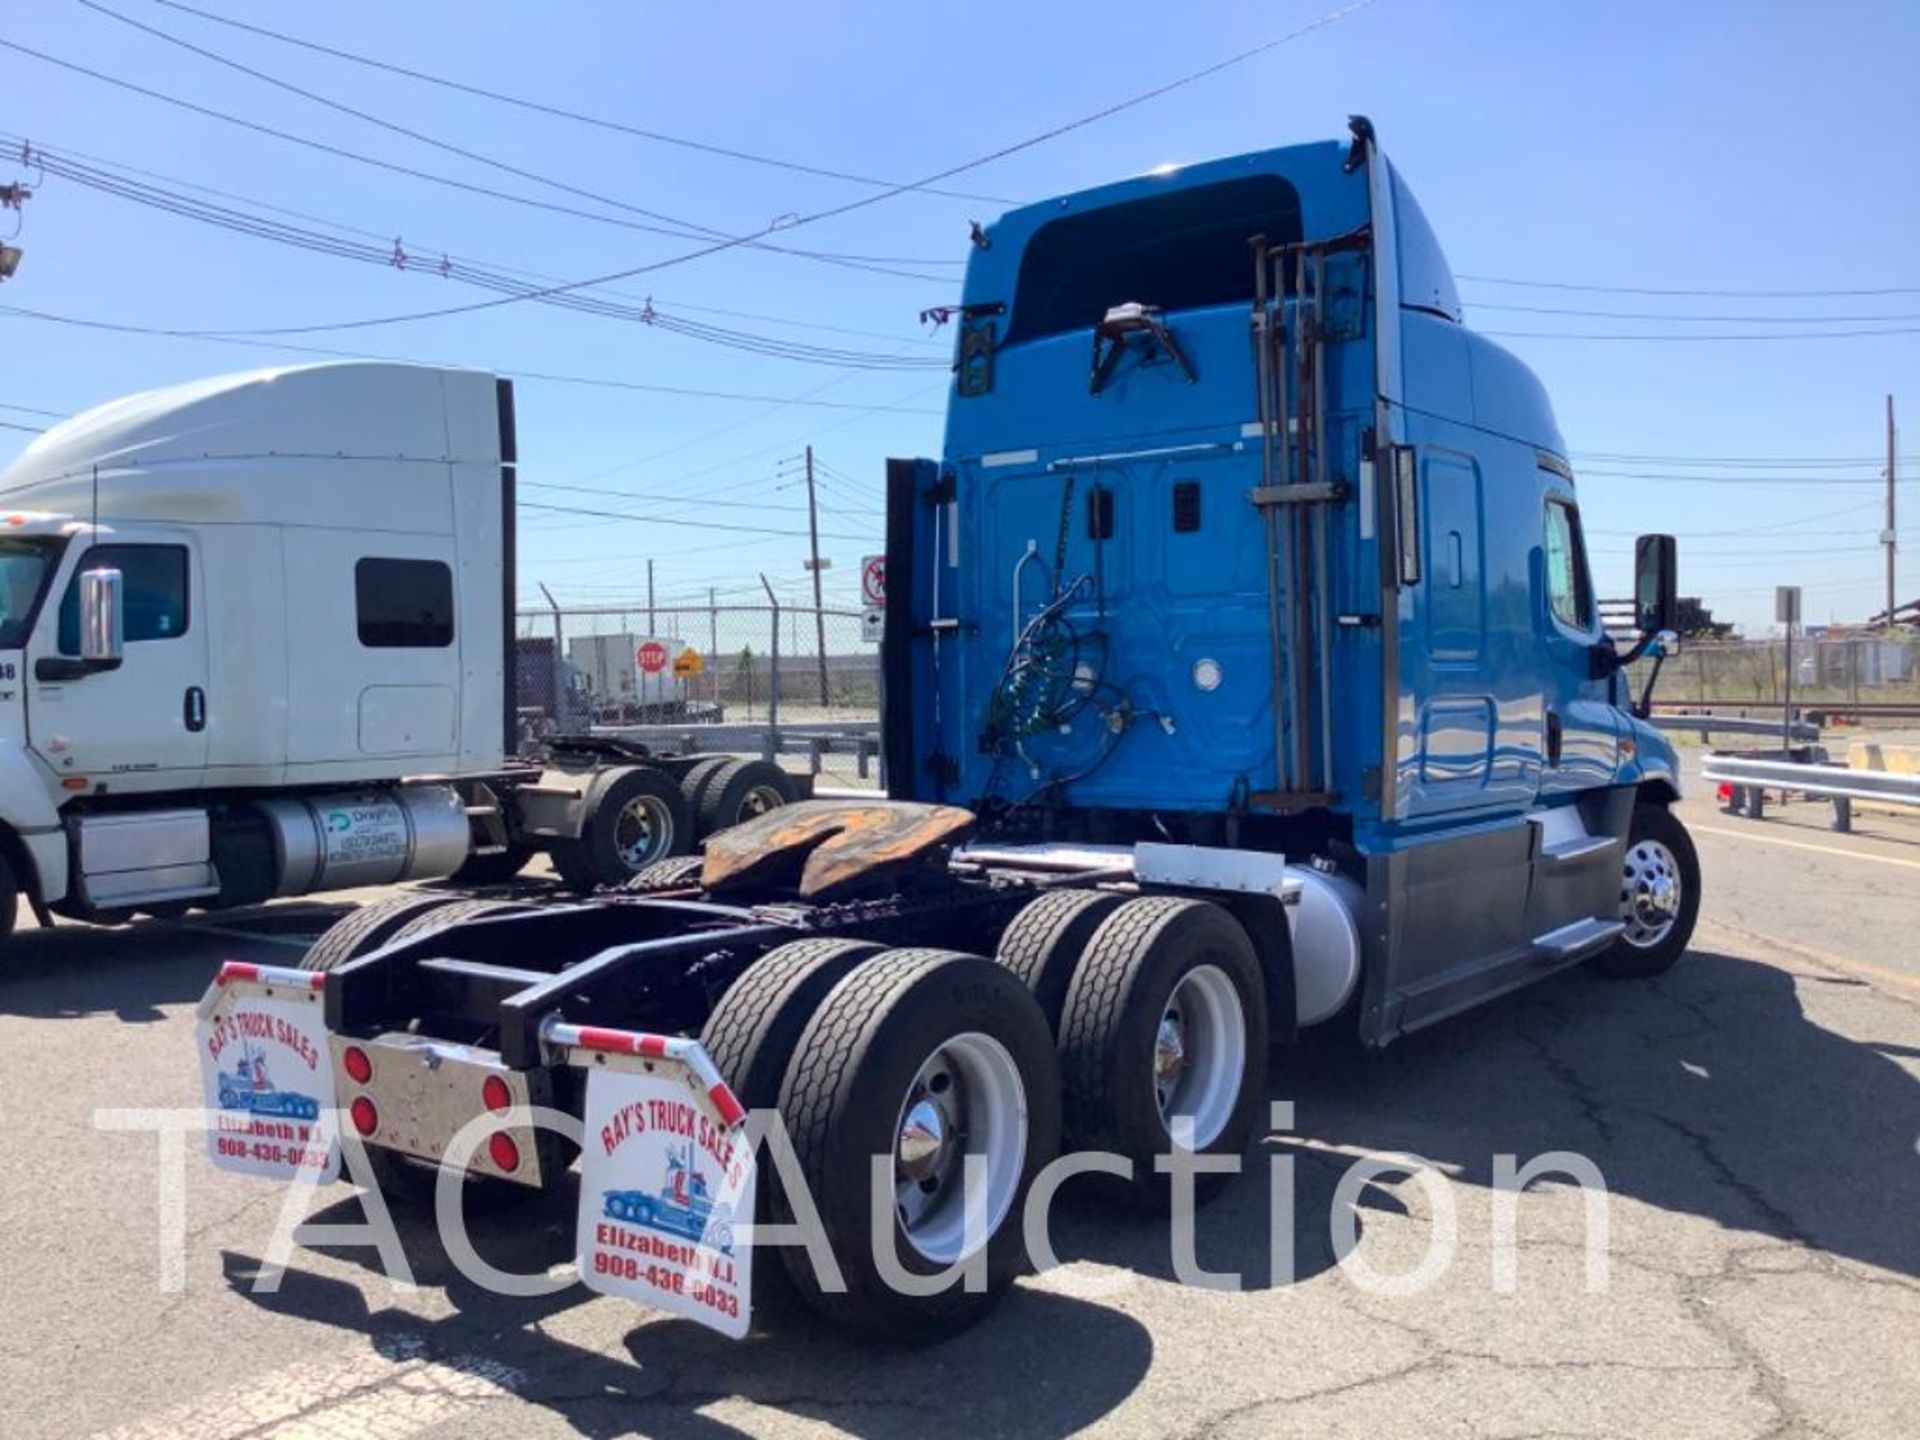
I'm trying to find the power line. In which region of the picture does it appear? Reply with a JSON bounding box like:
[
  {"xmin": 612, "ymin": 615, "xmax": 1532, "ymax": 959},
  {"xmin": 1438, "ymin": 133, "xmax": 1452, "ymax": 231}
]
[
  {"xmin": 1578, "ymin": 467, "xmax": 1906, "ymax": 485},
  {"xmin": 0, "ymin": 303, "xmax": 944, "ymax": 410},
  {"xmin": 0, "ymin": 401, "xmax": 68, "ymax": 419},
  {"xmin": 1588, "ymin": 501, "xmax": 1881, "ymax": 538},
  {"xmin": 0, "ymin": 36, "xmax": 952, "ymax": 284},
  {"xmin": 0, "ymin": 419, "xmax": 44, "ymax": 434},
  {"xmin": 1460, "ymin": 274, "xmax": 1920, "ymax": 299},
  {"xmin": 11, "ymin": 0, "xmax": 1375, "ymax": 336},
  {"xmin": 2, "ymin": 130, "xmax": 948, "ymax": 351},
  {"xmin": 143, "ymin": 0, "xmax": 1018, "ymax": 206},
  {"xmin": 1486, "ymin": 325, "xmax": 1920, "ymax": 342},
  {"xmin": 1474, "ymin": 301, "xmax": 1920, "ymax": 324},
  {"xmin": 80, "ymin": 0, "xmax": 963, "ymax": 285},
  {"xmin": 1573, "ymin": 451, "xmax": 1915, "ymax": 468},
  {"xmin": 519, "ymin": 499, "xmax": 874, "ymax": 542}
]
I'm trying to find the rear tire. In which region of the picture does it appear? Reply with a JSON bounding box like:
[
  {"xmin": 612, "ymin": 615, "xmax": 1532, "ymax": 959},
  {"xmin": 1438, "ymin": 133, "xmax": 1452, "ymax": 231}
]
[
  {"xmin": 299, "ymin": 892, "xmax": 467, "ymax": 973},
  {"xmin": 679, "ymin": 756, "xmax": 734, "ymax": 824},
  {"xmin": 621, "ymin": 855, "xmax": 707, "ymax": 893},
  {"xmin": 1057, "ymin": 897, "xmax": 1267, "ymax": 1210},
  {"xmin": 1588, "ymin": 803, "xmax": 1700, "ymax": 979},
  {"xmin": 777, "ymin": 949, "xmax": 1060, "ymax": 1340},
  {"xmin": 996, "ymin": 889, "xmax": 1127, "ymax": 1032},
  {"xmin": 698, "ymin": 759, "xmax": 798, "ymax": 837},
  {"xmin": 384, "ymin": 897, "xmax": 531, "ymax": 945},
  {"xmin": 550, "ymin": 766, "xmax": 692, "ymax": 890},
  {"xmin": 701, "ymin": 937, "xmax": 882, "ymax": 1313}
]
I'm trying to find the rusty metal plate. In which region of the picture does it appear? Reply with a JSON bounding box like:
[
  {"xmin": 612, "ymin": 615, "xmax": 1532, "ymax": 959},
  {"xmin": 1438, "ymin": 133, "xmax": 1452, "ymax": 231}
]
[{"xmin": 701, "ymin": 800, "xmax": 977, "ymax": 900}]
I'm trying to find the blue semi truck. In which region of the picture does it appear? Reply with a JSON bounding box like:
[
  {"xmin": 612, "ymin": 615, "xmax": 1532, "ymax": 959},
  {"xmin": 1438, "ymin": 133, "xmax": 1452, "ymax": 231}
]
[{"xmin": 218, "ymin": 118, "xmax": 1692, "ymax": 1341}]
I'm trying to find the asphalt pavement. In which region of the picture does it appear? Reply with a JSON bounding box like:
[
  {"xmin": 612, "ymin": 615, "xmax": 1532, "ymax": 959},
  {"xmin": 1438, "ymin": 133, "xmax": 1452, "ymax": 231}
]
[{"xmin": 3, "ymin": 766, "xmax": 1918, "ymax": 1439}]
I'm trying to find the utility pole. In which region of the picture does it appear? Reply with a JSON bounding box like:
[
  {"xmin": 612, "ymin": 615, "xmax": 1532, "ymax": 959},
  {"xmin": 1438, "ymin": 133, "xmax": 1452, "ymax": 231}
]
[
  {"xmin": 1885, "ymin": 394, "xmax": 1898, "ymax": 630},
  {"xmin": 803, "ymin": 444, "xmax": 830, "ymax": 705},
  {"xmin": 646, "ymin": 558, "xmax": 655, "ymax": 635}
]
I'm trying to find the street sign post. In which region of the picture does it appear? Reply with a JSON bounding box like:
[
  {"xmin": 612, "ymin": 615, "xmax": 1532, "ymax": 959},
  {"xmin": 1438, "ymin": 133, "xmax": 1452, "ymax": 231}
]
[{"xmin": 860, "ymin": 554, "xmax": 885, "ymax": 643}]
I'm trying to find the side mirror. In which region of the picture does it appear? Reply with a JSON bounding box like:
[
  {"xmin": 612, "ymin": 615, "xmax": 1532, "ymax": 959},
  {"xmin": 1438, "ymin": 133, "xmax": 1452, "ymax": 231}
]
[
  {"xmin": 78, "ymin": 567, "xmax": 125, "ymax": 663},
  {"xmin": 1633, "ymin": 535, "xmax": 1677, "ymax": 635}
]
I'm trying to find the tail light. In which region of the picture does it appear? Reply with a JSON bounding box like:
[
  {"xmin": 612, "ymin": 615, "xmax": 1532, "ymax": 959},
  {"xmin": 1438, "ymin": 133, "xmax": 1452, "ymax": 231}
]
[
  {"xmin": 349, "ymin": 1097, "xmax": 379, "ymax": 1137},
  {"xmin": 488, "ymin": 1132, "xmax": 521, "ymax": 1173},
  {"xmin": 342, "ymin": 1046, "xmax": 372, "ymax": 1085},
  {"xmin": 481, "ymin": 1075, "xmax": 512, "ymax": 1113}
]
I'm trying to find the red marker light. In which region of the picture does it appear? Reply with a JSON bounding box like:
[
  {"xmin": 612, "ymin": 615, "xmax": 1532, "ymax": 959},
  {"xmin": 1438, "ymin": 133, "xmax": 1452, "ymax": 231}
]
[
  {"xmin": 481, "ymin": 1074, "xmax": 512, "ymax": 1113},
  {"xmin": 349, "ymin": 1097, "xmax": 379, "ymax": 1137},
  {"xmin": 342, "ymin": 1046, "xmax": 372, "ymax": 1085},
  {"xmin": 488, "ymin": 1131, "xmax": 521, "ymax": 1173}
]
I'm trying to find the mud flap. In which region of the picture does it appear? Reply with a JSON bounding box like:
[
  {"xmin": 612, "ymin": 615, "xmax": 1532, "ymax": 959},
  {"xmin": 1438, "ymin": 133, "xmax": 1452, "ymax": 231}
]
[
  {"xmin": 545, "ymin": 1021, "xmax": 755, "ymax": 1339},
  {"xmin": 195, "ymin": 962, "xmax": 340, "ymax": 1183}
]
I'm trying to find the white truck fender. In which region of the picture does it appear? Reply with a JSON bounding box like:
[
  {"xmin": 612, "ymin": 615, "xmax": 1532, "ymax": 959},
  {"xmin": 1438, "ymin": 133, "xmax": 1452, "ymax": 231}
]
[{"xmin": 0, "ymin": 742, "xmax": 69, "ymax": 904}]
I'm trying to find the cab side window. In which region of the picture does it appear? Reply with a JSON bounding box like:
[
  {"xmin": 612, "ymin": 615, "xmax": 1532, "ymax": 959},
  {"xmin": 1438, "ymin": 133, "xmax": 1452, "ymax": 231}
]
[
  {"xmin": 1543, "ymin": 499, "xmax": 1593, "ymax": 632},
  {"xmin": 57, "ymin": 544, "xmax": 189, "ymax": 654}
]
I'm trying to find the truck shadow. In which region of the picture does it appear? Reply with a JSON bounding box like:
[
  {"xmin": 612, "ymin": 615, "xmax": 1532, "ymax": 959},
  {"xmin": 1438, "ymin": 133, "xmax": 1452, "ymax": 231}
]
[
  {"xmin": 1271, "ymin": 946, "xmax": 1920, "ymax": 1283},
  {"xmin": 0, "ymin": 903, "xmax": 347, "ymax": 1022},
  {"xmin": 213, "ymin": 938, "xmax": 1920, "ymax": 1433},
  {"xmin": 219, "ymin": 1141, "xmax": 1358, "ymax": 1435}
]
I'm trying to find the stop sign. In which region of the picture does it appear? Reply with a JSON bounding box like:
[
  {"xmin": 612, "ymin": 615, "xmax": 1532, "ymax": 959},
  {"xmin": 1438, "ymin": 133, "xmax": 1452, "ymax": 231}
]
[{"xmin": 637, "ymin": 640, "xmax": 669, "ymax": 675}]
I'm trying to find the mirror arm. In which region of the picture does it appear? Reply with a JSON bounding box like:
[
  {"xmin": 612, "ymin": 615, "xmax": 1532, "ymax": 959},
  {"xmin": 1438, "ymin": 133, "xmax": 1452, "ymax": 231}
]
[{"xmin": 1634, "ymin": 651, "xmax": 1667, "ymax": 720}]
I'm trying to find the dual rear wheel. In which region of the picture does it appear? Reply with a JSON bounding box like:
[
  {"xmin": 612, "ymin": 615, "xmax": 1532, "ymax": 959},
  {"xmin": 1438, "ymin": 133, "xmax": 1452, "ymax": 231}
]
[{"xmin": 697, "ymin": 892, "xmax": 1270, "ymax": 1337}]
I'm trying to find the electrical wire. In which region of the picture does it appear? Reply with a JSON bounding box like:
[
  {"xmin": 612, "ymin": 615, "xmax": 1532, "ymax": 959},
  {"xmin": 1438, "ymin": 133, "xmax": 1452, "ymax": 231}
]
[
  {"xmin": 0, "ymin": 303, "xmax": 945, "ymax": 408},
  {"xmin": 81, "ymin": 0, "xmax": 963, "ymax": 285},
  {"xmin": 1472, "ymin": 301, "xmax": 1920, "ymax": 324},
  {"xmin": 1460, "ymin": 274, "xmax": 1920, "ymax": 299},
  {"xmin": 143, "ymin": 0, "xmax": 1017, "ymax": 206},
  {"xmin": 520, "ymin": 499, "xmax": 875, "ymax": 542},
  {"xmin": 1486, "ymin": 325, "xmax": 1920, "ymax": 342},
  {"xmin": 1, "ymin": 129, "xmax": 949, "ymax": 351},
  {"xmin": 7, "ymin": 0, "xmax": 1376, "ymax": 335},
  {"xmin": 0, "ymin": 36, "xmax": 952, "ymax": 284}
]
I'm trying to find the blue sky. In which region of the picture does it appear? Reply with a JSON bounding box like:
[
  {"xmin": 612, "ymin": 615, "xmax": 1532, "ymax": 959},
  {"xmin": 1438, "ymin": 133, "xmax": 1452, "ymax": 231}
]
[{"xmin": 2, "ymin": 0, "xmax": 1915, "ymax": 631}]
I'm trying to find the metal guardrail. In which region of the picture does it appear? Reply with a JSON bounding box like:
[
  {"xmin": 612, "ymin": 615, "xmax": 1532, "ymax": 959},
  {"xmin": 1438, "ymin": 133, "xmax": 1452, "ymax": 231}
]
[
  {"xmin": 1701, "ymin": 752, "xmax": 1920, "ymax": 833},
  {"xmin": 1652, "ymin": 714, "xmax": 1819, "ymax": 742},
  {"xmin": 592, "ymin": 721, "xmax": 884, "ymax": 781}
]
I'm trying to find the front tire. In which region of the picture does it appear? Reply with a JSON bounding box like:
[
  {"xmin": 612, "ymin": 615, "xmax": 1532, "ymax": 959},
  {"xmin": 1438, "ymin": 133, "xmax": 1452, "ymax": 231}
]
[
  {"xmin": 1589, "ymin": 803, "xmax": 1700, "ymax": 979},
  {"xmin": 777, "ymin": 950, "xmax": 1060, "ymax": 1341}
]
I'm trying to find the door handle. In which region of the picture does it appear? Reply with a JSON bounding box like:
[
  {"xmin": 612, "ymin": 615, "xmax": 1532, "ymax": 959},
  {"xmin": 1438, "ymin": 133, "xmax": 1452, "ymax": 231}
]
[{"xmin": 184, "ymin": 686, "xmax": 206, "ymax": 733}]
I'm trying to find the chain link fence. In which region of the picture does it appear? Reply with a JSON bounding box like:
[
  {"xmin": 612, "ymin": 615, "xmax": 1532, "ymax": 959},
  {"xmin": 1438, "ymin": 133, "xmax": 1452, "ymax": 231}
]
[
  {"xmin": 1628, "ymin": 633, "xmax": 1920, "ymax": 710},
  {"xmin": 514, "ymin": 604, "xmax": 882, "ymax": 787}
]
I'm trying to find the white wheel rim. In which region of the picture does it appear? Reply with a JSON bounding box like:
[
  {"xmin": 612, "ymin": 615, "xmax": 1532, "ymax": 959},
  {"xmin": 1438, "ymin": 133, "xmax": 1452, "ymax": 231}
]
[
  {"xmin": 1155, "ymin": 964, "xmax": 1247, "ymax": 1150},
  {"xmin": 614, "ymin": 795, "xmax": 673, "ymax": 869},
  {"xmin": 892, "ymin": 1031, "xmax": 1028, "ymax": 1265},
  {"xmin": 1620, "ymin": 838, "xmax": 1682, "ymax": 949}
]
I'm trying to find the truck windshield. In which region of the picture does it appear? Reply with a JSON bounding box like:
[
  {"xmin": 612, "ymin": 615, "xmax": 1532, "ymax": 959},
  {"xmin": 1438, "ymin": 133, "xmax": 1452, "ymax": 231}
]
[
  {"xmin": 0, "ymin": 537, "xmax": 63, "ymax": 648},
  {"xmin": 1007, "ymin": 174, "xmax": 1304, "ymax": 344}
]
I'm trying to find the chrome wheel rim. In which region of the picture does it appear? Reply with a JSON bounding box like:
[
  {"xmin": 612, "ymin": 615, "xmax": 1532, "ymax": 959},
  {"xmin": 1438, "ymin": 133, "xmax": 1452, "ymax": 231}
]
[
  {"xmin": 892, "ymin": 1032, "xmax": 1028, "ymax": 1265},
  {"xmin": 613, "ymin": 795, "xmax": 673, "ymax": 869},
  {"xmin": 737, "ymin": 784, "xmax": 785, "ymax": 822},
  {"xmin": 1155, "ymin": 964, "xmax": 1246, "ymax": 1150},
  {"xmin": 1620, "ymin": 838, "xmax": 1682, "ymax": 949}
]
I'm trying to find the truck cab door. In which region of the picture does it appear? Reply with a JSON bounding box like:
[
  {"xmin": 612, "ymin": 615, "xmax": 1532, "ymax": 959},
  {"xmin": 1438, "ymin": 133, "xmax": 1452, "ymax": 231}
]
[
  {"xmin": 1535, "ymin": 496, "xmax": 1618, "ymax": 798},
  {"xmin": 26, "ymin": 537, "xmax": 211, "ymax": 789}
]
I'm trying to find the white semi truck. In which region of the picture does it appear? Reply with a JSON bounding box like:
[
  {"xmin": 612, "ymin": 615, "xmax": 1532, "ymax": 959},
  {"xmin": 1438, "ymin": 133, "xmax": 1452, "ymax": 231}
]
[{"xmin": 0, "ymin": 361, "xmax": 799, "ymax": 939}]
